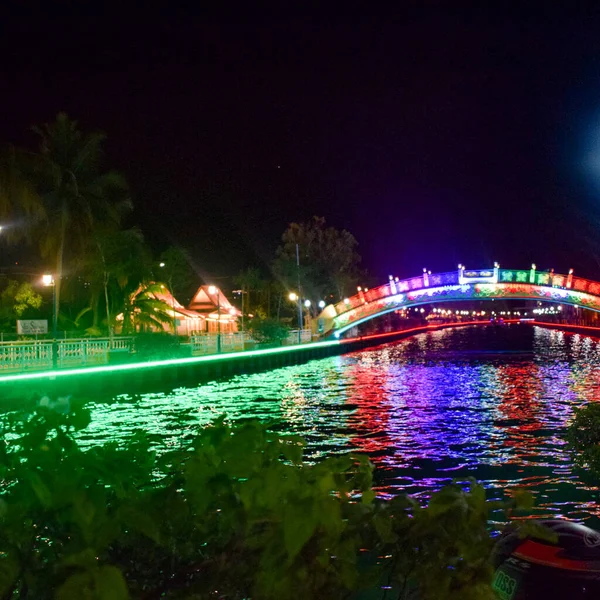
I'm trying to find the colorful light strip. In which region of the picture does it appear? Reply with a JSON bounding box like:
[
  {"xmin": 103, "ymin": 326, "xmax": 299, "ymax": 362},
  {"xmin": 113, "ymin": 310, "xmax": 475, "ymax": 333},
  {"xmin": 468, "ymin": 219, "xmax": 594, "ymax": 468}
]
[
  {"xmin": 0, "ymin": 340, "xmax": 342, "ymax": 384},
  {"xmin": 330, "ymin": 279, "xmax": 600, "ymax": 337},
  {"xmin": 0, "ymin": 320, "xmax": 520, "ymax": 386}
]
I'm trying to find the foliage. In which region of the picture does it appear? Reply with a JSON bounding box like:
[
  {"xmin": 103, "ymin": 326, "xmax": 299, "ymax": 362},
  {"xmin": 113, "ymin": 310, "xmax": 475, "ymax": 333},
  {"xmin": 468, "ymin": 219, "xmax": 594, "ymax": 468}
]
[
  {"xmin": 0, "ymin": 407, "xmax": 535, "ymax": 599},
  {"xmin": 567, "ymin": 402, "xmax": 600, "ymax": 476},
  {"xmin": 120, "ymin": 282, "xmax": 172, "ymax": 335},
  {"xmin": 274, "ymin": 216, "xmax": 363, "ymax": 305},
  {"xmin": 79, "ymin": 228, "xmax": 153, "ymax": 334},
  {"xmin": 158, "ymin": 246, "xmax": 197, "ymax": 305},
  {"xmin": 234, "ymin": 267, "xmax": 266, "ymax": 316},
  {"xmin": 0, "ymin": 280, "xmax": 43, "ymax": 329},
  {"xmin": 133, "ymin": 332, "xmax": 182, "ymax": 360},
  {"xmin": 247, "ymin": 316, "xmax": 290, "ymax": 345},
  {"xmin": 0, "ymin": 113, "xmax": 130, "ymax": 319}
]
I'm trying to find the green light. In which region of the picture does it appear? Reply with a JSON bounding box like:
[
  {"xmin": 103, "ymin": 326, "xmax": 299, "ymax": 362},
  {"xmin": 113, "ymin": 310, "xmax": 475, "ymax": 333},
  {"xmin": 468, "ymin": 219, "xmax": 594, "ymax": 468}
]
[{"xmin": 0, "ymin": 340, "xmax": 342, "ymax": 384}]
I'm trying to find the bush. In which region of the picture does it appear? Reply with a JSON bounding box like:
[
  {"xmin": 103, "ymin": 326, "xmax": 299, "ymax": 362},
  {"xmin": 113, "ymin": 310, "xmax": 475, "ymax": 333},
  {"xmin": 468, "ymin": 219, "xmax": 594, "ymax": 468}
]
[
  {"xmin": 132, "ymin": 332, "xmax": 180, "ymax": 360},
  {"xmin": 567, "ymin": 403, "xmax": 600, "ymax": 476},
  {"xmin": 0, "ymin": 406, "xmax": 529, "ymax": 599},
  {"xmin": 247, "ymin": 317, "xmax": 290, "ymax": 345}
]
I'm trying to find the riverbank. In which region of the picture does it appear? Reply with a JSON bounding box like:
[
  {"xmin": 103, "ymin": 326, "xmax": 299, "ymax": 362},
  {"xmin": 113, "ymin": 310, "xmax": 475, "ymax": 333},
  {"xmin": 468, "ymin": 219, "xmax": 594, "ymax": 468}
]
[{"xmin": 0, "ymin": 320, "xmax": 505, "ymax": 403}]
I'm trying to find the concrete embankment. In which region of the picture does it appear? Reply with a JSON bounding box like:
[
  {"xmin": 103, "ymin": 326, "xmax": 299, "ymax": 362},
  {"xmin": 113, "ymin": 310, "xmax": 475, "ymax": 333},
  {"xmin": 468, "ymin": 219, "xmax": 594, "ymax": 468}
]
[{"xmin": 0, "ymin": 320, "xmax": 497, "ymax": 404}]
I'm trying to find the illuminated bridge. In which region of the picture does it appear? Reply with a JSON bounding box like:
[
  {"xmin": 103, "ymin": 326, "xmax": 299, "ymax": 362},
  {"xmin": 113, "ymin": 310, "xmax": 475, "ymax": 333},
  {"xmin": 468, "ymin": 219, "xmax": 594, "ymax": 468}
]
[{"xmin": 318, "ymin": 265, "xmax": 600, "ymax": 338}]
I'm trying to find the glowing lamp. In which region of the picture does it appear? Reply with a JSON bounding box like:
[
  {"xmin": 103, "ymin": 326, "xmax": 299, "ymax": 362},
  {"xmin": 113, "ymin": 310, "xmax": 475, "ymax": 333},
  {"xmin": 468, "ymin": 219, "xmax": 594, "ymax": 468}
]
[
  {"xmin": 42, "ymin": 274, "xmax": 54, "ymax": 286},
  {"xmin": 318, "ymin": 300, "xmax": 326, "ymax": 309},
  {"xmin": 304, "ymin": 299, "xmax": 311, "ymax": 308},
  {"xmin": 159, "ymin": 262, "xmax": 165, "ymax": 267},
  {"xmin": 289, "ymin": 292, "xmax": 298, "ymax": 301},
  {"xmin": 208, "ymin": 285, "xmax": 217, "ymax": 295}
]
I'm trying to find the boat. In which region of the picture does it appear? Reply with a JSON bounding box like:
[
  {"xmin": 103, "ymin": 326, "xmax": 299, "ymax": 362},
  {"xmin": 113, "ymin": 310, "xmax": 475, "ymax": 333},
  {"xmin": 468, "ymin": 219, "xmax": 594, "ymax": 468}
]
[{"xmin": 493, "ymin": 519, "xmax": 600, "ymax": 599}]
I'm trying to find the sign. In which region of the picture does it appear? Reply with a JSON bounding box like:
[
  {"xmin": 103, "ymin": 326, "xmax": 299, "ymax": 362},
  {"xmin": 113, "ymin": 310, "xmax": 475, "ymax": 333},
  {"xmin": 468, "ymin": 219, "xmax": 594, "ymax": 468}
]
[
  {"xmin": 17, "ymin": 320, "xmax": 48, "ymax": 334},
  {"xmin": 459, "ymin": 267, "xmax": 499, "ymax": 285}
]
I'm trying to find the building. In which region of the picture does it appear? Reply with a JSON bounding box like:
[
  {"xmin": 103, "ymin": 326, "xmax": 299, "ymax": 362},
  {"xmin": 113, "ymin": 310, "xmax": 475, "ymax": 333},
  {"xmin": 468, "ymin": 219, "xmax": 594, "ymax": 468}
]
[
  {"xmin": 117, "ymin": 284, "xmax": 240, "ymax": 336},
  {"xmin": 188, "ymin": 285, "xmax": 240, "ymax": 334}
]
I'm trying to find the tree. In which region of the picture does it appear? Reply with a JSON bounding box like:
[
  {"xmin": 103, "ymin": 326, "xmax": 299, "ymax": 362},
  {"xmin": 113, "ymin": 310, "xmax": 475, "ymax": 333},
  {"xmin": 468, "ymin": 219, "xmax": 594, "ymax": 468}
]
[
  {"xmin": 247, "ymin": 316, "xmax": 289, "ymax": 345},
  {"xmin": 0, "ymin": 113, "xmax": 130, "ymax": 321},
  {"xmin": 73, "ymin": 228, "xmax": 143, "ymax": 335},
  {"xmin": 273, "ymin": 216, "xmax": 363, "ymax": 307},
  {"xmin": 234, "ymin": 267, "xmax": 266, "ymax": 316},
  {"xmin": 0, "ymin": 280, "xmax": 43, "ymax": 330},
  {"xmin": 120, "ymin": 282, "xmax": 172, "ymax": 335},
  {"xmin": 158, "ymin": 246, "xmax": 197, "ymax": 305}
]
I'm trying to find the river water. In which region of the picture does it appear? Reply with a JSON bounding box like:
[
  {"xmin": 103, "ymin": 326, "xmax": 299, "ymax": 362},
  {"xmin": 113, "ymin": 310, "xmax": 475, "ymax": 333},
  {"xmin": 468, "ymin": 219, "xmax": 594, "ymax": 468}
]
[{"xmin": 82, "ymin": 324, "xmax": 600, "ymax": 524}]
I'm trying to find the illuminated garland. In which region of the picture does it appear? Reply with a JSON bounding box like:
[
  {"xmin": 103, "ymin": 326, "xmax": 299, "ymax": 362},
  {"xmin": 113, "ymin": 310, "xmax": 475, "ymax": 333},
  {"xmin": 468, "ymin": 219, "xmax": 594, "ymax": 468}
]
[{"xmin": 331, "ymin": 273, "xmax": 600, "ymax": 336}]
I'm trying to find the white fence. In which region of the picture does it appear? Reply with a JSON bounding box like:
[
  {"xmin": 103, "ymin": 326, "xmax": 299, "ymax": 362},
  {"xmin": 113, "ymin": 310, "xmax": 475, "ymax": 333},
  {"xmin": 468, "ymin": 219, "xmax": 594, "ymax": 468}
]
[
  {"xmin": 0, "ymin": 329, "xmax": 315, "ymax": 372},
  {"xmin": 0, "ymin": 337, "xmax": 135, "ymax": 372}
]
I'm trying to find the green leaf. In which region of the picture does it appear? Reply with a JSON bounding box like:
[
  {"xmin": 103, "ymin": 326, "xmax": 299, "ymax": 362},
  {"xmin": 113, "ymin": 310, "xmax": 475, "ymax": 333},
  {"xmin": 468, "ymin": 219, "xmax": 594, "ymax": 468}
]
[
  {"xmin": 27, "ymin": 472, "xmax": 53, "ymax": 508},
  {"xmin": 512, "ymin": 488, "xmax": 535, "ymax": 510},
  {"xmin": 55, "ymin": 566, "xmax": 129, "ymax": 600},
  {"xmin": 283, "ymin": 504, "xmax": 317, "ymax": 561},
  {"xmin": 0, "ymin": 555, "xmax": 19, "ymax": 596},
  {"xmin": 118, "ymin": 506, "xmax": 161, "ymax": 544},
  {"xmin": 61, "ymin": 548, "xmax": 98, "ymax": 569},
  {"xmin": 361, "ymin": 489, "xmax": 376, "ymax": 505}
]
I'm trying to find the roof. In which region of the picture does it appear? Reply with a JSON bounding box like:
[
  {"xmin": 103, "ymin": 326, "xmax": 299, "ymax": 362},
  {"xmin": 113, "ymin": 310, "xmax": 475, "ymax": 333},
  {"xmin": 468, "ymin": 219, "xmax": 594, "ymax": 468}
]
[{"xmin": 188, "ymin": 285, "xmax": 241, "ymax": 317}]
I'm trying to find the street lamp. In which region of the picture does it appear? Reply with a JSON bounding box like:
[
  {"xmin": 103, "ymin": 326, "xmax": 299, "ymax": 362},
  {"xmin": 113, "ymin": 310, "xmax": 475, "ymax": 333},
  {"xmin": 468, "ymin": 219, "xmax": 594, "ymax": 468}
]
[
  {"xmin": 208, "ymin": 285, "xmax": 221, "ymax": 353},
  {"xmin": 318, "ymin": 300, "xmax": 326, "ymax": 309},
  {"xmin": 288, "ymin": 292, "xmax": 303, "ymax": 344},
  {"xmin": 42, "ymin": 274, "xmax": 57, "ymax": 368}
]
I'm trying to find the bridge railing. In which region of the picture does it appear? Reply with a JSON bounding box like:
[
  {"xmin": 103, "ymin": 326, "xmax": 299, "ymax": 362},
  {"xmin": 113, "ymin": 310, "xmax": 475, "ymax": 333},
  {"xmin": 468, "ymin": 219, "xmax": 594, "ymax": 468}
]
[
  {"xmin": 330, "ymin": 271, "xmax": 460, "ymax": 318},
  {"xmin": 325, "ymin": 268, "xmax": 600, "ymax": 332}
]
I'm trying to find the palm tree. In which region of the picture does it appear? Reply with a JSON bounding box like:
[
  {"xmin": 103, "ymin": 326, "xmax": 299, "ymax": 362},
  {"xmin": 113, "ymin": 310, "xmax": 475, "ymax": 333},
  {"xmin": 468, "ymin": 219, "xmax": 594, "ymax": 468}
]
[
  {"xmin": 78, "ymin": 227, "xmax": 148, "ymax": 335},
  {"xmin": 121, "ymin": 283, "xmax": 172, "ymax": 335},
  {"xmin": 0, "ymin": 113, "xmax": 129, "ymax": 319}
]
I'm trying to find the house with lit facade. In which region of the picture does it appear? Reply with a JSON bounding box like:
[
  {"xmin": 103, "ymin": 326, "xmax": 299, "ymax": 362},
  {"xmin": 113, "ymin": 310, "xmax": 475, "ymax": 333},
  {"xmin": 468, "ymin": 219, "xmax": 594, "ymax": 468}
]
[{"xmin": 117, "ymin": 284, "xmax": 240, "ymax": 336}]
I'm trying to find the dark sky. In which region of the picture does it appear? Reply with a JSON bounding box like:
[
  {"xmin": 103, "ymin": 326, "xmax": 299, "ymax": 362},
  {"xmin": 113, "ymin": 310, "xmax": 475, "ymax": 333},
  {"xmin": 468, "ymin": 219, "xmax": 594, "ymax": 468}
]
[{"xmin": 3, "ymin": 8, "xmax": 600, "ymax": 285}]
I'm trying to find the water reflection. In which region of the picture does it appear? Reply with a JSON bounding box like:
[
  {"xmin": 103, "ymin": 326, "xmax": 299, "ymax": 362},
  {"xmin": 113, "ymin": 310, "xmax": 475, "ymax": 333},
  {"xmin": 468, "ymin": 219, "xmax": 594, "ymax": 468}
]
[{"xmin": 85, "ymin": 325, "xmax": 600, "ymax": 524}]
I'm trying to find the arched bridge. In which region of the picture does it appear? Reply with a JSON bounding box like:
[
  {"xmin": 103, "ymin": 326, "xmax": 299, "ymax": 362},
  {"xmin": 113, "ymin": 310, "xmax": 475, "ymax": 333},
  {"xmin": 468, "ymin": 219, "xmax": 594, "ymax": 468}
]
[{"xmin": 319, "ymin": 265, "xmax": 600, "ymax": 338}]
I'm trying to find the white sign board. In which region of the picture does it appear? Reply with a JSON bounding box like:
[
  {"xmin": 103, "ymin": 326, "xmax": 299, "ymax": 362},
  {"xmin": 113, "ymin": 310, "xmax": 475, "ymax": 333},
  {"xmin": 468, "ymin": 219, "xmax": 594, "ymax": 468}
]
[{"xmin": 17, "ymin": 320, "xmax": 48, "ymax": 334}]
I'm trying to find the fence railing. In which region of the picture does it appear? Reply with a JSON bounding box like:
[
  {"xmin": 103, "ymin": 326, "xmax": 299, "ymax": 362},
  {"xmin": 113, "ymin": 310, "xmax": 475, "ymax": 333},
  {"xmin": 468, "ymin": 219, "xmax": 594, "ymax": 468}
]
[
  {"xmin": 0, "ymin": 329, "xmax": 315, "ymax": 373},
  {"xmin": 0, "ymin": 337, "xmax": 135, "ymax": 372}
]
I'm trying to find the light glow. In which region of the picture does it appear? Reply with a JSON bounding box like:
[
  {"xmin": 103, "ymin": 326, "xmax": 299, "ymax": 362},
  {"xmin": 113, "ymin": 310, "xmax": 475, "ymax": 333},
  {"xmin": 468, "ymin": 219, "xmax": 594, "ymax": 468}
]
[{"xmin": 0, "ymin": 339, "xmax": 343, "ymax": 385}]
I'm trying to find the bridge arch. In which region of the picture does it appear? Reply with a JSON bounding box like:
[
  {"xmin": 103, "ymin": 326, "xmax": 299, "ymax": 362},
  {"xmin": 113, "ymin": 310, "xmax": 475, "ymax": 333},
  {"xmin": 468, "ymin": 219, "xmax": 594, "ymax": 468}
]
[{"xmin": 318, "ymin": 266, "xmax": 600, "ymax": 338}]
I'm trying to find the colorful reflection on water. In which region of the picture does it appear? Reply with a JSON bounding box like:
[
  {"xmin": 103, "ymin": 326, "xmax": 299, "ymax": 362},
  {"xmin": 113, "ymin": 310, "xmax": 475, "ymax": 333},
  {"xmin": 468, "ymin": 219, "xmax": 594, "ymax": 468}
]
[{"xmin": 83, "ymin": 325, "xmax": 600, "ymax": 524}]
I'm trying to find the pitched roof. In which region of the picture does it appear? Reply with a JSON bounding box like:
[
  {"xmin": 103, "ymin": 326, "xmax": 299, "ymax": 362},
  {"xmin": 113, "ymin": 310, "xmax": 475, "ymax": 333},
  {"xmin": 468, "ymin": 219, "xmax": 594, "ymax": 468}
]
[{"xmin": 188, "ymin": 285, "xmax": 240, "ymax": 316}]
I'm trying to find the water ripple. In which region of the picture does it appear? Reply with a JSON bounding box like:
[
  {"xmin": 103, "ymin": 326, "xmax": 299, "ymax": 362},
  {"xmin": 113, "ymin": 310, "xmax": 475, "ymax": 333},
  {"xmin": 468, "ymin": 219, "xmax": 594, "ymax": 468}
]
[{"xmin": 84, "ymin": 325, "xmax": 600, "ymax": 524}]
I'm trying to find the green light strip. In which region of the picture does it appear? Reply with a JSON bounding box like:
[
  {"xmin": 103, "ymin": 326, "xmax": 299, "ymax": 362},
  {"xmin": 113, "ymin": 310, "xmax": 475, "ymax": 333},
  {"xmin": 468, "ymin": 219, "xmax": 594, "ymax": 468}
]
[{"xmin": 0, "ymin": 340, "xmax": 342, "ymax": 384}]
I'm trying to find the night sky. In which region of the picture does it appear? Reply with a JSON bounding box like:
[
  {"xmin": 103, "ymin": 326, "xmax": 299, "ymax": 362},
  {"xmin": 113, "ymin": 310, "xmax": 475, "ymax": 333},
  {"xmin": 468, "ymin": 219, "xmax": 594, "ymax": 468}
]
[{"xmin": 3, "ymin": 9, "xmax": 600, "ymax": 285}]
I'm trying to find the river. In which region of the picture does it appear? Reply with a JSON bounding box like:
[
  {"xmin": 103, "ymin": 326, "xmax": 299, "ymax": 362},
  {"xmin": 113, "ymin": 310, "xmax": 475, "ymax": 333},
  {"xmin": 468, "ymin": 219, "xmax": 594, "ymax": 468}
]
[{"xmin": 81, "ymin": 324, "xmax": 600, "ymax": 525}]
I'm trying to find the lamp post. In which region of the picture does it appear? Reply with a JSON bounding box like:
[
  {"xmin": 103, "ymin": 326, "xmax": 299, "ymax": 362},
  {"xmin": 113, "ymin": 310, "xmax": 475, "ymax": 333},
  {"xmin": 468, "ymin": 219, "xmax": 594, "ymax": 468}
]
[
  {"xmin": 289, "ymin": 292, "xmax": 303, "ymax": 344},
  {"xmin": 208, "ymin": 285, "xmax": 221, "ymax": 353},
  {"xmin": 232, "ymin": 289, "xmax": 247, "ymax": 339},
  {"xmin": 303, "ymin": 299, "xmax": 312, "ymax": 341},
  {"xmin": 42, "ymin": 274, "xmax": 57, "ymax": 368}
]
